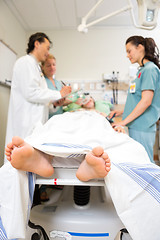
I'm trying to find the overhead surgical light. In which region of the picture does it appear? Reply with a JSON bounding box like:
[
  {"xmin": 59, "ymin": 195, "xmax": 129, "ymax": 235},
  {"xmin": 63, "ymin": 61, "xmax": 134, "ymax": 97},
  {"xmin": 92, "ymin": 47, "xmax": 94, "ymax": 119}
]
[
  {"xmin": 137, "ymin": 0, "xmax": 160, "ymax": 27},
  {"xmin": 77, "ymin": 0, "xmax": 160, "ymax": 33}
]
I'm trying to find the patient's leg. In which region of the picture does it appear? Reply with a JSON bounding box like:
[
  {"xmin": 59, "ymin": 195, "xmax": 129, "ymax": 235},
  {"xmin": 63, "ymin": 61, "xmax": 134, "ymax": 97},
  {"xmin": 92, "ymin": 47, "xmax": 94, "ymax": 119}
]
[
  {"xmin": 76, "ymin": 146, "xmax": 111, "ymax": 181},
  {"xmin": 5, "ymin": 136, "xmax": 54, "ymax": 177}
]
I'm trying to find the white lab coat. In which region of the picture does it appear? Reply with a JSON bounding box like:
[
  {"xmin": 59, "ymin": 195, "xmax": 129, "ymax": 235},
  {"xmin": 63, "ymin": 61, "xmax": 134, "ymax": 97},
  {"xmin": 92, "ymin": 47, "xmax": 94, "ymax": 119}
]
[{"xmin": 5, "ymin": 54, "xmax": 61, "ymax": 149}]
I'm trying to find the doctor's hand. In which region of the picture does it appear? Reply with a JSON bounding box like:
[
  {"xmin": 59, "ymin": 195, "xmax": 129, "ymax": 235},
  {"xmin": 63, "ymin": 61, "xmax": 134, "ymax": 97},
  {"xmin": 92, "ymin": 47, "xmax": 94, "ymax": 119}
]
[
  {"xmin": 54, "ymin": 98, "xmax": 65, "ymax": 107},
  {"xmin": 60, "ymin": 86, "xmax": 72, "ymax": 97}
]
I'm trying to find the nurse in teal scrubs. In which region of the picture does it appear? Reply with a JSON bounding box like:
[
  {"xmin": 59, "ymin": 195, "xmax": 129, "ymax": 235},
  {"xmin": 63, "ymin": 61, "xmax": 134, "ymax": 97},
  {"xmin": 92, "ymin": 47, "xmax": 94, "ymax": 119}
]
[
  {"xmin": 110, "ymin": 36, "xmax": 160, "ymax": 163},
  {"xmin": 42, "ymin": 54, "xmax": 71, "ymax": 118}
]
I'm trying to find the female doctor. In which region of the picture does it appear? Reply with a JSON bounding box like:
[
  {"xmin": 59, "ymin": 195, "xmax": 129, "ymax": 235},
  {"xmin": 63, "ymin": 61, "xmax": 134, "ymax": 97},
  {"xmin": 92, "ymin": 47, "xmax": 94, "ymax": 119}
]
[
  {"xmin": 5, "ymin": 32, "xmax": 71, "ymax": 149},
  {"xmin": 110, "ymin": 36, "xmax": 160, "ymax": 163}
]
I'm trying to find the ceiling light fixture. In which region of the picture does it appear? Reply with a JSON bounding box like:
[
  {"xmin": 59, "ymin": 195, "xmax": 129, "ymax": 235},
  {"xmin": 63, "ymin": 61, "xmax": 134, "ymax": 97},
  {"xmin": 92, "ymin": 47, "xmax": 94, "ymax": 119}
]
[{"xmin": 77, "ymin": 0, "xmax": 160, "ymax": 33}]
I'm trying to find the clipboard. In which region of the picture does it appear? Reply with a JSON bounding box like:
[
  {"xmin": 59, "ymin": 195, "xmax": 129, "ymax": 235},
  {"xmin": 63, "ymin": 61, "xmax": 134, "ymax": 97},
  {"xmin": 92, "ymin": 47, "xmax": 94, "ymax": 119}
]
[{"xmin": 52, "ymin": 89, "xmax": 81, "ymax": 104}]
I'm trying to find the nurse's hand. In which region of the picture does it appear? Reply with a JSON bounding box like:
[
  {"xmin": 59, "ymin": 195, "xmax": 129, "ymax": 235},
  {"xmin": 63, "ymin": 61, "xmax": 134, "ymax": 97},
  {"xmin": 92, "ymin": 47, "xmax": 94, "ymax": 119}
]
[
  {"xmin": 112, "ymin": 120, "xmax": 126, "ymax": 128},
  {"xmin": 109, "ymin": 110, "xmax": 123, "ymax": 119},
  {"xmin": 112, "ymin": 125, "xmax": 126, "ymax": 134},
  {"xmin": 60, "ymin": 86, "xmax": 72, "ymax": 97}
]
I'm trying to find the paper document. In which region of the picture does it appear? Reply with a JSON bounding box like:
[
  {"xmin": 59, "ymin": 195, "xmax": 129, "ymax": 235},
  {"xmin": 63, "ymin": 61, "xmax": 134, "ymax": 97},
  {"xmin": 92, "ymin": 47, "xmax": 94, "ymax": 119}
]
[{"xmin": 52, "ymin": 89, "xmax": 81, "ymax": 104}]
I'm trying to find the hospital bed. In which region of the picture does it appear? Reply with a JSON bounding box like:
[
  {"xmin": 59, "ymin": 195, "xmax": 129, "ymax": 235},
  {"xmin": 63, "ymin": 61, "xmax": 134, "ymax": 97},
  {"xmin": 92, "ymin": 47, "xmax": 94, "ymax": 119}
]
[
  {"xmin": 28, "ymin": 167, "xmax": 129, "ymax": 240},
  {"xmin": 1, "ymin": 111, "xmax": 160, "ymax": 240}
]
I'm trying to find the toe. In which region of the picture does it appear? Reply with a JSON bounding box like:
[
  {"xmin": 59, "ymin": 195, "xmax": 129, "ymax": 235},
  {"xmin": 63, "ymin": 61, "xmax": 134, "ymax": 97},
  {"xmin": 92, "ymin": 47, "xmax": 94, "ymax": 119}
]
[
  {"xmin": 92, "ymin": 146, "xmax": 104, "ymax": 157},
  {"xmin": 5, "ymin": 151, "xmax": 10, "ymax": 156},
  {"xmin": 106, "ymin": 166, "xmax": 111, "ymax": 172},
  {"xmin": 102, "ymin": 152, "xmax": 109, "ymax": 160},
  {"xmin": 12, "ymin": 136, "xmax": 24, "ymax": 147}
]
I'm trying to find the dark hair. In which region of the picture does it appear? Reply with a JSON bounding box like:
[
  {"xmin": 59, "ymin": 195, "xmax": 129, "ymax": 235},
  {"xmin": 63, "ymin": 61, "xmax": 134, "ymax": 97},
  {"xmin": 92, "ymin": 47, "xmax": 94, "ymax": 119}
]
[
  {"xmin": 26, "ymin": 32, "xmax": 52, "ymax": 54},
  {"xmin": 126, "ymin": 35, "xmax": 160, "ymax": 69}
]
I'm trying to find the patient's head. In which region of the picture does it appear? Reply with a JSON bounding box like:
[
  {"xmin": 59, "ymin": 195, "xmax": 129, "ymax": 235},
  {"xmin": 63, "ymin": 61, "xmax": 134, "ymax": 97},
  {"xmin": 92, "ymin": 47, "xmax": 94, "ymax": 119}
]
[
  {"xmin": 82, "ymin": 96, "xmax": 95, "ymax": 109},
  {"xmin": 75, "ymin": 95, "xmax": 95, "ymax": 109}
]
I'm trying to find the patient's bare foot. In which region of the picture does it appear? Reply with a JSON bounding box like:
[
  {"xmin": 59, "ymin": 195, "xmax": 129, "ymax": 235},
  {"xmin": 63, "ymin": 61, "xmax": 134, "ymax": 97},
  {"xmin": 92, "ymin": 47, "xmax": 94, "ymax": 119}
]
[
  {"xmin": 5, "ymin": 136, "xmax": 54, "ymax": 177},
  {"xmin": 76, "ymin": 146, "xmax": 111, "ymax": 181}
]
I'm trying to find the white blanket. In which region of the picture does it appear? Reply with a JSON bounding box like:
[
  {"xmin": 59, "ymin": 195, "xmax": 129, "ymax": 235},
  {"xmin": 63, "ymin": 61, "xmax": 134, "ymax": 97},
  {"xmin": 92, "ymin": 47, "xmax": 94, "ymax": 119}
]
[
  {"xmin": 0, "ymin": 163, "xmax": 34, "ymax": 240},
  {"xmin": 1, "ymin": 111, "xmax": 160, "ymax": 240}
]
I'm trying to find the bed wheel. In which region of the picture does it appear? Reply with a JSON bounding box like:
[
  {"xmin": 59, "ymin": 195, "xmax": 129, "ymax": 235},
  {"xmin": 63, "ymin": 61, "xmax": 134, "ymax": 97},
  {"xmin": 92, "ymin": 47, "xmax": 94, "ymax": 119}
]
[{"xmin": 31, "ymin": 232, "xmax": 41, "ymax": 240}]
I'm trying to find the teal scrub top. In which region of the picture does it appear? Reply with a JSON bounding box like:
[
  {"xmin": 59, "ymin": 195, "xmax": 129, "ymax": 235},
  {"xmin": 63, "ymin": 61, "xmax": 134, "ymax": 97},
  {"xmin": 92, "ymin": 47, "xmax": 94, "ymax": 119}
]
[
  {"xmin": 45, "ymin": 77, "xmax": 63, "ymax": 118},
  {"xmin": 123, "ymin": 62, "xmax": 160, "ymax": 132}
]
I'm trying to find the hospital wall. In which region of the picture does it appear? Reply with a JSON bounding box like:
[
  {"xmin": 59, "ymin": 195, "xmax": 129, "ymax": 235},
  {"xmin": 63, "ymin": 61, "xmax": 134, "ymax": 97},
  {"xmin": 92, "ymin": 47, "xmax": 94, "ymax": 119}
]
[
  {"xmin": 28, "ymin": 27, "xmax": 160, "ymax": 83},
  {"xmin": 27, "ymin": 27, "xmax": 160, "ymax": 105},
  {"xmin": 27, "ymin": 27, "xmax": 160, "ymax": 104},
  {"xmin": 0, "ymin": 1, "xmax": 26, "ymax": 166}
]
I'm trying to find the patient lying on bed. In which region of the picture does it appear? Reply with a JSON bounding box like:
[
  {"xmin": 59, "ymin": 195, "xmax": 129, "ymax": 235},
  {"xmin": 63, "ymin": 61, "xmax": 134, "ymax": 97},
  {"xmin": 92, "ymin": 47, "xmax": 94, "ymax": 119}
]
[
  {"xmin": 64, "ymin": 96, "xmax": 125, "ymax": 133},
  {"xmin": 3, "ymin": 111, "xmax": 160, "ymax": 240},
  {"xmin": 5, "ymin": 137, "xmax": 111, "ymax": 181},
  {"xmin": 5, "ymin": 110, "xmax": 146, "ymax": 182}
]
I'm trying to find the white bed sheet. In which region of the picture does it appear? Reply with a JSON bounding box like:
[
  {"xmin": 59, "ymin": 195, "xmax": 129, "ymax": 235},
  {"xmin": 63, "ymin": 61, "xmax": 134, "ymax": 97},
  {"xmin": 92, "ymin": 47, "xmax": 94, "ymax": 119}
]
[{"xmin": 1, "ymin": 111, "xmax": 160, "ymax": 240}]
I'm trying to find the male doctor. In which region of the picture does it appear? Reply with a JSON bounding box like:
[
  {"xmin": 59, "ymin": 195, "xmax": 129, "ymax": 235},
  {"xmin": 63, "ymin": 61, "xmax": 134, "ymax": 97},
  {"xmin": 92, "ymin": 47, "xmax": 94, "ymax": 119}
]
[{"xmin": 5, "ymin": 32, "xmax": 71, "ymax": 150}]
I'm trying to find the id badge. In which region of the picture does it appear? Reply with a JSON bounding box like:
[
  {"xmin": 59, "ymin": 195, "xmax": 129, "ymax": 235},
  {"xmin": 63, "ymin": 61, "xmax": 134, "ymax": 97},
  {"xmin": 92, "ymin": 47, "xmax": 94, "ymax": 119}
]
[{"xmin": 129, "ymin": 82, "xmax": 136, "ymax": 93}]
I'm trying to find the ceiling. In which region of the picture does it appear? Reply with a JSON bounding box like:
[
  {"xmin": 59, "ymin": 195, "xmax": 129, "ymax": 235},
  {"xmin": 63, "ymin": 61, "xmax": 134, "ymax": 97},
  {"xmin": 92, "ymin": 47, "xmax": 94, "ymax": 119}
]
[{"xmin": 4, "ymin": 0, "xmax": 139, "ymax": 31}]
